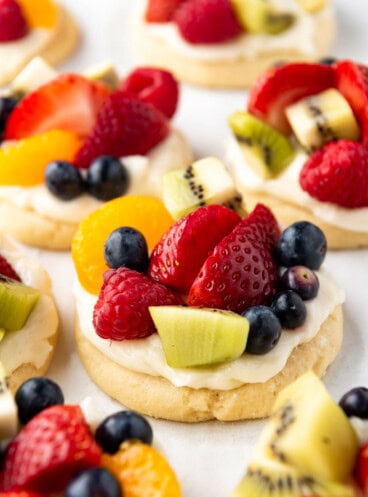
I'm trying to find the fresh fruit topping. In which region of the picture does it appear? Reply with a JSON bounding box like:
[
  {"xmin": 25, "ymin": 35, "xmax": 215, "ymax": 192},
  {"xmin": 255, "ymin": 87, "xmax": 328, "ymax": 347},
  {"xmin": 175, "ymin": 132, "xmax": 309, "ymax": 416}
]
[
  {"xmin": 188, "ymin": 204, "xmax": 279, "ymax": 313},
  {"xmin": 5, "ymin": 74, "xmax": 110, "ymax": 140},
  {"xmin": 0, "ymin": 405, "xmax": 102, "ymax": 493},
  {"xmin": 241, "ymin": 305, "xmax": 281, "ymax": 355},
  {"xmin": 72, "ymin": 195, "xmax": 173, "ymax": 295},
  {"xmin": 148, "ymin": 204, "xmax": 241, "ymax": 293},
  {"xmin": 102, "ymin": 441, "xmax": 182, "ymax": 497},
  {"xmin": 270, "ymin": 290, "xmax": 307, "ymax": 329},
  {"xmin": 297, "ymin": 0, "xmax": 329, "ymax": 13},
  {"xmin": 319, "ymin": 56, "xmax": 338, "ymax": 66},
  {"xmin": 276, "ymin": 221, "xmax": 327, "ymax": 270},
  {"xmin": 65, "ymin": 467, "xmax": 122, "ymax": 497},
  {"xmin": 0, "ymin": 0, "xmax": 28, "ymax": 42},
  {"xmin": 120, "ymin": 67, "xmax": 179, "ymax": 118},
  {"xmin": 280, "ymin": 266, "xmax": 319, "ymax": 300},
  {"xmin": 173, "ymin": 0, "xmax": 242, "ymax": 44},
  {"xmin": 16, "ymin": 0, "xmax": 57, "ymax": 28},
  {"xmin": 339, "ymin": 387, "xmax": 368, "ymax": 419},
  {"xmin": 74, "ymin": 93, "xmax": 169, "ymax": 169},
  {"xmin": 0, "ymin": 254, "xmax": 20, "ymax": 281},
  {"xmin": 86, "ymin": 155, "xmax": 130, "ymax": 201},
  {"xmin": 356, "ymin": 443, "xmax": 368, "ymax": 496},
  {"xmin": 0, "ymin": 492, "xmax": 46, "ymax": 497},
  {"xmin": 150, "ymin": 306, "xmax": 249, "ymax": 368},
  {"xmin": 45, "ymin": 160, "xmax": 85, "ymax": 200},
  {"xmin": 83, "ymin": 62, "xmax": 120, "ymax": 91},
  {"xmin": 104, "ymin": 227, "xmax": 149, "ymax": 273},
  {"xmin": 0, "ymin": 97, "xmax": 18, "ymax": 141},
  {"xmin": 145, "ymin": 0, "xmax": 185, "ymax": 22},
  {"xmin": 248, "ymin": 63, "xmax": 336, "ymax": 134},
  {"xmin": 285, "ymin": 88, "xmax": 360, "ymax": 151},
  {"xmin": 0, "ymin": 279, "xmax": 40, "ymax": 332},
  {"xmin": 93, "ymin": 268, "xmax": 178, "ymax": 340},
  {"xmin": 162, "ymin": 157, "xmax": 245, "ymax": 221},
  {"xmin": 300, "ymin": 140, "xmax": 368, "ymax": 208},
  {"xmin": 95, "ymin": 411, "xmax": 153, "ymax": 454},
  {"xmin": 15, "ymin": 377, "xmax": 64, "ymax": 425},
  {"xmin": 231, "ymin": 0, "xmax": 295, "ymax": 34},
  {"xmin": 229, "ymin": 111, "xmax": 295, "ymax": 178},
  {"xmin": 0, "ymin": 361, "xmax": 18, "ymax": 440},
  {"xmin": 0, "ymin": 130, "xmax": 82, "ymax": 186}
]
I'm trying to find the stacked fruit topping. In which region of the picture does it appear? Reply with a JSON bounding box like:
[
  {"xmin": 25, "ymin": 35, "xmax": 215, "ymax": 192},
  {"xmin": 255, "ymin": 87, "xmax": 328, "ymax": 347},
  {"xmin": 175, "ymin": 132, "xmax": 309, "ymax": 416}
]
[
  {"xmin": 0, "ymin": 374, "xmax": 181, "ymax": 496},
  {"xmin": 0, "ymin": 0, "xmax": 28, "ymax": 42}
]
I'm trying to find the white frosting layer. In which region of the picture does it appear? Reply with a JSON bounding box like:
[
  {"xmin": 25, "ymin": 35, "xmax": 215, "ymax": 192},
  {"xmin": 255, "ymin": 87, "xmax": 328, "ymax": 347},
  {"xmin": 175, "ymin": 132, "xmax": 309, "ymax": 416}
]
[
  {"xmin": 75, "ymin": 269, "xmax": 344, "ymax": 390},
  {"xmin": 227, "ymin": 136, "xmax": 368, "ymax": 232}
]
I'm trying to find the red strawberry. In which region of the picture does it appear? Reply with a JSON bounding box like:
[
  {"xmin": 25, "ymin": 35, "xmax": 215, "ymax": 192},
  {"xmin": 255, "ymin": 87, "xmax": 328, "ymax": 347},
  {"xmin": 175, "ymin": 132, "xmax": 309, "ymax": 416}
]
[
  {"xmin": 0, "ymin": 254, "xmax": 20, "ymax": 281},
  {"xmin": 188, "ymin": 204, "xmax": 279, "ymax": 313},
  {"xmin": 5, "ymin": 74, "xmax": 110, "ymax": 140},
  {"xmin": 248, "ymin": 63, "xmax": 336, "ymax": 134},
  {"xmin": 74, "ymin": 93, "xmax": 169, "ymax": 169},
  {"xmin": 0, "ymin": 492, "xmax": 45, "ymax": 496},
  {"xmin": 0, "ymin": 0, "xmax": 28, "ymax": 42},
  {"xmin": 145, "ymin": 0, "xmax": 186, "ymax": 22},
  {"xmin": 119, "ymin": 67, "xmax": 179, "ymax": 118},
  {"xmin": 0, "ymin": 405, "xmax": 101, "ymax": 493},
  {"xmin": 148, "ymin": 205, "xmax": 241, "ymax": 293},
  {"xmin": 93, "ymin": 267, "xmax": 178, "ymax": 340},
  {"xmin": 173, "ymin": 0, "xmax": 242, "ymax": 44},
  {"xmin": 299, "ymin": 140, "xmax": 368, "ymax": 208},
  {"xmin": 355, "ymin": 443, "xmax": 368, "ymax": 496}
]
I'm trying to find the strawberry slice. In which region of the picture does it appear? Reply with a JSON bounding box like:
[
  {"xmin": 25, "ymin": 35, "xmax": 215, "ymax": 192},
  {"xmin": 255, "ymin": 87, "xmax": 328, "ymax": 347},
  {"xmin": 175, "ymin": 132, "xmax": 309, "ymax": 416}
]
[
  {"xmin": 248, "ymin": 63, "xmax": 336, "ymax": 134},
  {"xmin": 4, "ymin": 73, "xmax": 110, "ymax": 140},
  {"xmin": 145, "ymin": 0, "xmax": 186, "ymax": 22}
]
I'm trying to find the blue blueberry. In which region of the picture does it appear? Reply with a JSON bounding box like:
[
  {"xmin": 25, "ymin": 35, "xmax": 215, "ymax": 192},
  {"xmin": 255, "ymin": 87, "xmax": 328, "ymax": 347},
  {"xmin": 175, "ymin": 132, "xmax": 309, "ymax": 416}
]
[
  {"xmin": 45, "ymin": 161, "xmax": 85, "ymax": 200},
  {"xmin": 87, "ymin": 155, "xmax": 129, "ymax": 201},
  {"xmin": 280, "ymin": 266, "xmax": 319, "ymax": 300},
  {"xmin": 318, "ymin": 57, "xmax": 338, "ymax": 65},
  {"xmin": 15, "ymin": 377, "xmax": 64, "ymax": 425},
  {"xmin": 104, "ymin": 227, "xmax": 149, "ymax": 272},
  {"xmin": 271, "ymin": 290, "xmax": 307, "ymax": 329},
  {"xmin": 339, "ymin": 387, "xmax": 368, "ymax": 419},
  {"xmin": 276, "ymin": 221, "xmax": 327, "ymax": 270},
  {"xmin": 242, "ymin": 306, "xmax": 282, "ymax": 355},
  {"xmin": 0, "ymin": 96, "xmax": 18, "ymax": 139},
  {"xmin": 65, "ymin": 467, "xmax": 121, "ymax": 497},
  {"xmin": 95, "ymin": 410, "xmax": 153, "ymax": 454}
]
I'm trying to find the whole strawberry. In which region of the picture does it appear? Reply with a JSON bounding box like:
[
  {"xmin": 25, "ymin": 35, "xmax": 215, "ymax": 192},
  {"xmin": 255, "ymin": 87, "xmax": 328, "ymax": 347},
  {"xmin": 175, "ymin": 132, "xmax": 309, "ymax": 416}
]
[
  {"xmin": 93, "ymin": 267, "xmax": 178, "ymax": 340},
  {"xmin": 0, "ymin": 405, "xmax": 101, "ymax": 493},
  {"xmin": 188, "ymin": 204, "xmax": 279, "ymax": 313},
  {"xmin": 0, "ymin": 0, "xmax": 28, "ymax": 42},
  {"xmin": 299, "ymin": 140, "xmax": 368, "ymax": 208},
  {"xmin": 0, "ymin": 254, "xmax": 20, "ymax": 281}
]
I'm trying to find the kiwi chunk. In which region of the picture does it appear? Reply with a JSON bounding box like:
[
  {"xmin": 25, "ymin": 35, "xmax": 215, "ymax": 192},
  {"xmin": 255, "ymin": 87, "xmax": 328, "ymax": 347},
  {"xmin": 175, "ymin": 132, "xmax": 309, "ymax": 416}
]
[
  {"xmin": 83, "ymin": 62, "xmax": 120, "ymax": 90},
  {"xmin": 0, "ymin": 279, "xmax": 41, "ymax": 332},
  {"xmin": 229, "ymin": 111, "xmax": 295, "ymax": 178},
  {"xmin": 231, "ymin": 0, "xmax": 295, "ymax": 34},
  {"xmin": 149, "ymin": 306, "xmax": 249, "ymax": 368},
  {"xmin": 161, "ymin": 157, "xmax": 245, "ymax": 221}
]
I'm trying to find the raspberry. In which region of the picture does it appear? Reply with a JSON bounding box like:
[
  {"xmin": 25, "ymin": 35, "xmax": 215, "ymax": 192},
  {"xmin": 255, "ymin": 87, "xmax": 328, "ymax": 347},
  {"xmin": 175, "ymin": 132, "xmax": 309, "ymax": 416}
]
[
  {"xmin": 93, "ymin": 268, "xmax": 178, "ymax": 340},
  {"xmin": 0, "ymin": 0, "xmax": 28, "ymax": 42},
  {"xmin": 0, "ymin": 253, "xmax": 21, "ymax": 281},
  {"xmin": 145, "ymin": 0, "xmax": 186, "ymax": 22},
  {"xmin": 299, "ymin": 140, "xmax": 368, "ymax": 208}
]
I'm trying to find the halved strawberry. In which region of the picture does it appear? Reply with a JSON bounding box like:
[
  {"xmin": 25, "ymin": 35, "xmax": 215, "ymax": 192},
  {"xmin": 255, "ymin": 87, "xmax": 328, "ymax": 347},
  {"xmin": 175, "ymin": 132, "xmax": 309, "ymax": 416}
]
[
  {"xmin": 248, "ymin": 63, "xmax": 336, "ymax": 134},
  {"xmin": 145, "ymin": 0, "xmax": 186, "ymax": 22},
  {"xmin": 4, "ymin": 73, "xmax": 110, "ymax": 140}
]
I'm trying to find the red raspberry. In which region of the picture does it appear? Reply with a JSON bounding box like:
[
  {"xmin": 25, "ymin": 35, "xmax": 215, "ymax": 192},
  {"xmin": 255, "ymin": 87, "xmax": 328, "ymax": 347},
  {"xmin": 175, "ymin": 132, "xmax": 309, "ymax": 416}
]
[
  {"xmin": 74, "ymin": 92, "xmax": 169, "ymax": 168},
  {"xmin": 299, "ymin": 140, "xmax": 368, "ymax": 208},
  {"xmin": 173, "ymin": 0, "xmax": 242, "ymax": 44},
  {"xmin": 119, "ymin": 67, "xmax": 179, "ymax": 118},
  {"xmin": 0, "ymin": 0, "xmax": 28, "ymax": 42},
  {"xmin": 145, "ymin": 0, "xmax": 186, "ymax": 22},
  {"xmin": 0, "ymin": 254, "xmax": 20, "ymax": 281},
  {"xmin": 93, "ymin": 268, "xmax": 178, "ymax": 340}
]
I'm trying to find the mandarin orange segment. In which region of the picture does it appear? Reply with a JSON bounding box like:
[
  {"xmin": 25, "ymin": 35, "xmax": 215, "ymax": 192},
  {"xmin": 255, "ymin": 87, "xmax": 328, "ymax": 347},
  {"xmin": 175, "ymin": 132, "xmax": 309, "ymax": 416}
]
[
  {"xmin": 102, "ymin": 441, "xmax": 182, "ymax": 497},
  {"xmin": 0, "ymin": 130, "xmax": 82, "ymax": 186},
  {"xmin": 17, "ymin": 0, "xmax": 58, "ymax": 28},
  {"xmin": 72, "ymin": 195, "xmax": 174, "ymax": 295}
]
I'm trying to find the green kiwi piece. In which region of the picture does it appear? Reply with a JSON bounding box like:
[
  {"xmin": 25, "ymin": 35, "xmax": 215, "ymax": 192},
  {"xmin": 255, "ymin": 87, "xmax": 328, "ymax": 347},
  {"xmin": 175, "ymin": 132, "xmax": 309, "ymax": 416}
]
[
  {"xmin": 149, "ymin": 306, "xmax": 249, "ymax": 368},
  {"xmin": 0, "ymin": 279, "xmax": 41, "ymax": 332},
  {"xmin": 229, "ymin": 111, "xmax": 295, "ymax": 179},
  {"xmin": 231, "ymin": 0, "xmax": 295, "ymax": 35}
]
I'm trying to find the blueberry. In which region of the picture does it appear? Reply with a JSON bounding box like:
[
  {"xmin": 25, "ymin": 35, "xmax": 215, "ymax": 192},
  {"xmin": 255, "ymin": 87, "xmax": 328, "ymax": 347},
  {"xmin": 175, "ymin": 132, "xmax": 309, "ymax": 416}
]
[
  {"xmin": 271, "ymin": 290, "xmax": 307, "ymax": 329},
  {"xmin": 0, "ymin": 96, "xmax": 18, "ymax": 139},
  {"xmin": 319, "ymin": 56, "xmax": 338, "ymax": 65},
  {"xmin": 242, "ymin": 306, "xmax": 282, "ymax": 355},
  {"xmin": 339, "ymin": 387, "xmax": 368, "ymax": 419},
  {"xmin": 104, "ymin": 227, "xmax": 149, "ymax": 272},
  {"xmin": 276, "ymin": 221, "xmax": 327, "ymax": 270},
  {"xmin": 95, "ymin": 410, "xmax": 153, "ymax": 454},
  {"xmin": 65, "ymin": 467, "xmax": 121, "ymax": 497},
  {"xmin": 15, "ymin": 377, "xmax": 64, "ymax": 425},
  {"xmin": 87, "ymin": 156, "xmax": 129, "ymax": 201},
  {"xmin": 280, "ymin": 266, "xmax": 319, "ymax": 300},
  {"xmin": 45, "ymin": 161, "xmax": 85, "ymax": 200}
]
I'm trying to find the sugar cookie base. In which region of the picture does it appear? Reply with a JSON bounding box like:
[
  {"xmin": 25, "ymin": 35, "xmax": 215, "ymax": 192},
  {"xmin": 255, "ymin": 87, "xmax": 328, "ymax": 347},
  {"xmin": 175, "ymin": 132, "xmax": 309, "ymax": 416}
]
[{"xmin": 75, "ymin": 305, "xmax": 342, "ymax": 422}]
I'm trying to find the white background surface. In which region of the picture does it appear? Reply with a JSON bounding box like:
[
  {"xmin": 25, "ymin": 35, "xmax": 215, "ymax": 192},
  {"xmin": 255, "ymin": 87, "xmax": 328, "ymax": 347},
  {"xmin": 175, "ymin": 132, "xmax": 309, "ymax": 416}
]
[{"xmin": 21, "ymin": 1, "xmax": 368, "ymax": 496}]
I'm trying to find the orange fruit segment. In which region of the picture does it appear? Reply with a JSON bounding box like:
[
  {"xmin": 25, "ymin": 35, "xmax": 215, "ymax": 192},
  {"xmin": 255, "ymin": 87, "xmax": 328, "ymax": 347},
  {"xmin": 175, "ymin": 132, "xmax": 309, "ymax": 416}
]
[
  {"xmin": 102, "ymin": 441, "xmax": 182, "ymax": 497},
  {"xmin": 0, "ymin": 130, "xmax": 82, "ymax": 187},
  {"xmin": 17, "ymin": 0, "xmax": 58, "ymax": 29},
  {"xmin": 72, "ymin": 195, "xmax": 174, "ymax": 295}
]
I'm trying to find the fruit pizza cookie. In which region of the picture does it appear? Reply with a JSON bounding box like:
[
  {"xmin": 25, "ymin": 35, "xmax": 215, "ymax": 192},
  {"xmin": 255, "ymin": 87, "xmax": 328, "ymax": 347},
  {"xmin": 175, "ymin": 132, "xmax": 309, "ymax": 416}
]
[
  {"xmin": 227, "ymin": 59, "xmax": 368, "ymax": 249},
  {"xmin": 0, "ymin": 235, "xmax": 58, "ymax": 393},
  {"xmin": 231, "ymin": 372, "xmax": 368, "ymax": 497},
  {"xmin": 72, "ymin": 158, "xmax": 344, "ymax": 422},
  {"xmin": 0, "ymin": 59, "xmax": 193, "ymax": 250},
  {"xmin": 0, "ymin": 376, "xmax": 181, "ymax": 496},
  {"xmin": 134, "ymin": 0, "xmax": 336, "ymax": 88},
  {"xmin": 0, "ymin": 0, "xmax": 78, "ymax": 86}
]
